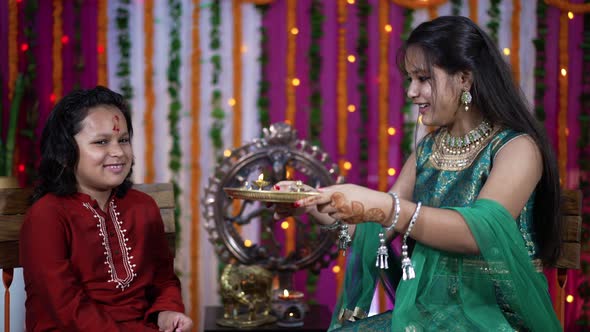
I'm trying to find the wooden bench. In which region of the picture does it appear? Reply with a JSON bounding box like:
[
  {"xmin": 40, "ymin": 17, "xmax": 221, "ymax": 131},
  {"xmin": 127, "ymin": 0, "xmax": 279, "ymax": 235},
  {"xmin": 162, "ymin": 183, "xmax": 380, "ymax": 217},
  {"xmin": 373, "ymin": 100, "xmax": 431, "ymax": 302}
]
[{"xmin": 0, "ymin": 183, "xmax": 176, "ymax": 331}]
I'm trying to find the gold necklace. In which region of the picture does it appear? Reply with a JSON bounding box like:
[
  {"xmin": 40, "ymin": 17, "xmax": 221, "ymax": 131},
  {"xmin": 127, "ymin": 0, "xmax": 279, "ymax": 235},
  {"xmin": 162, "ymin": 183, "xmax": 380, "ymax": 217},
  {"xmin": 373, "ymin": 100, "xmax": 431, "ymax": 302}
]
[{"xmin": 430, "ymin": 120, "xmax": 498, "ymax": 171}]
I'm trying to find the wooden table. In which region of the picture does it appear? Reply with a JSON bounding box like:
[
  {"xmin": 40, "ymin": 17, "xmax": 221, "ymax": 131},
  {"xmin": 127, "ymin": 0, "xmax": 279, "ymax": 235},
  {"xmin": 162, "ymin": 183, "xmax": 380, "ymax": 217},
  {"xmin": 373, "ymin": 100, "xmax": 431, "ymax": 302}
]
[{"xmin": 203, "ymin": 304, "xmax": 331, "ymax": 331}]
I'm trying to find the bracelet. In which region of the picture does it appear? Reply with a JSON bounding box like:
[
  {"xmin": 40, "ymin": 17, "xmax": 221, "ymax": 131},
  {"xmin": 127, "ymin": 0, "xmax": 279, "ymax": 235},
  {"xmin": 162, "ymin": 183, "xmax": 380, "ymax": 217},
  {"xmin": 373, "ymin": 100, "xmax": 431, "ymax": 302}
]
[
  {"xmin": 383, "ymin": 192, "xmax": 400, "ymax": 233},
  {"xmin": 318, "ymin": 219, "xmax": 341, "ymax": 231},
  {"xmin": 401, "ymin": 202, "xmax": 422, "ymax": 280}
]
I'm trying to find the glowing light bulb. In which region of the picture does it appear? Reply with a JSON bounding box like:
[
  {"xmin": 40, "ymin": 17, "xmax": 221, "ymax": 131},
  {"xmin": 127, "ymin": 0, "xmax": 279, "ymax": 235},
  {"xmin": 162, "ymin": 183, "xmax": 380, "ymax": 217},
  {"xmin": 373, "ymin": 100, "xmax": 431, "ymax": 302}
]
[
  {"xmin": 281, "ymin": 221, "xmax": 289, "ymax": 229},
  {"xmin": 384, "ymin": 24, "xmax": 392, "ymax": 33},
  {"xmin": 292, "ymin": 78, "xmax": 300, "ymax": 86},
  {"xmin": 388, "ymin": 127, "xmax": 396, "ymax": 136},
  {"xmin": 503, "ymin": 48, "xmax": 510, "ymax": 56}
]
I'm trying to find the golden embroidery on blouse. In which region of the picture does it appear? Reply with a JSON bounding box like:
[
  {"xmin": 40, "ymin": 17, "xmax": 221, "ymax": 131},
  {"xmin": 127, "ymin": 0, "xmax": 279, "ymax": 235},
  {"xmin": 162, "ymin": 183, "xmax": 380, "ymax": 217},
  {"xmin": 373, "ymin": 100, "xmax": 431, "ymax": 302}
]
[
  {"xmin": 430, "ymin": 122, "xmax": 500, "ymax": 171},
  {"xmin": 83, "ymin": 200, "xmax": 137, "ymax": 290}
]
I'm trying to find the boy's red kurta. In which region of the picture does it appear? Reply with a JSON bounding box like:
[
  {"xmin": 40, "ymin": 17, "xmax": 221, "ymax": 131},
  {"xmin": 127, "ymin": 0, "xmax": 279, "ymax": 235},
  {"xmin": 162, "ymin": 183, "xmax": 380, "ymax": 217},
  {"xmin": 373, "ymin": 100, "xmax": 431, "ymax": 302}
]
[{"xmin": 20, "ymin": 189, "xmax": 184, "ymax": 331}]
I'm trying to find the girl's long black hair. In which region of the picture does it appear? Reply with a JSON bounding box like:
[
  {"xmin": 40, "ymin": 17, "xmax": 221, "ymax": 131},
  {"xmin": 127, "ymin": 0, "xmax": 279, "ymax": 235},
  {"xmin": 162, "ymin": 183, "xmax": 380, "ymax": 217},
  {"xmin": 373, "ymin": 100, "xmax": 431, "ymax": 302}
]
[
  {"xmin": 398, "ymin": 16, "xmax": 561, "ymax": 266},
  {"xmin": 33, "ymin": 86, "xmax": 134, "ymax": 202}
]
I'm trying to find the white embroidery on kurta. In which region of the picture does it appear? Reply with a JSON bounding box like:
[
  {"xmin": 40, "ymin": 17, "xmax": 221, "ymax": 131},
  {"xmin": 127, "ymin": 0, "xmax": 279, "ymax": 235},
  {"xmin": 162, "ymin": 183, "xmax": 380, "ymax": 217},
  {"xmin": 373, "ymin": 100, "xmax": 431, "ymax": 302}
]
[{"xmin": 83, "ymin": 200, "xmax": 136, "ymax": 290}]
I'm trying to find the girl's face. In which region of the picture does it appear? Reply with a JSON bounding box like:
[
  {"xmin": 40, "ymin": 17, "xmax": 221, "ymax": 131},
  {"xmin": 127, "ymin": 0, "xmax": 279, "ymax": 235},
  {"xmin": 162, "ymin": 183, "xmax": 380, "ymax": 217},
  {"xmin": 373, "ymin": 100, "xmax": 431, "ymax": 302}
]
[
  {"xmin": 405, "ymin": 47, "xmax": 464, "ymax": 127},
  {"xmin": 74, "ymin": 106, "xmax": 133, "ymax": 198}
]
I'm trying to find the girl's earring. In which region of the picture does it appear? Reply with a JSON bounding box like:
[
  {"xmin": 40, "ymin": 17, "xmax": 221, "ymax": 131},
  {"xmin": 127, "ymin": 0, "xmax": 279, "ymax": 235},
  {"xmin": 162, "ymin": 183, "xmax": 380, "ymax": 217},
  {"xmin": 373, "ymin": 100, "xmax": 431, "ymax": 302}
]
[{"xmin": 460, "ymin": 90, "xmax": 472, "ymax": 112}]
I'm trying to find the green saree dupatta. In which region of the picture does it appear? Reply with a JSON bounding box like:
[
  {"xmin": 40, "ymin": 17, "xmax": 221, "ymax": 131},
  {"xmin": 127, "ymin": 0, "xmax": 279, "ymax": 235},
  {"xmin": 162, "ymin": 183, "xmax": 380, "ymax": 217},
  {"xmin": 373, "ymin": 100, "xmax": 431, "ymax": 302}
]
[{"xmin": 331, "ymin": 199, "xmax": 560, "ymax": 331}]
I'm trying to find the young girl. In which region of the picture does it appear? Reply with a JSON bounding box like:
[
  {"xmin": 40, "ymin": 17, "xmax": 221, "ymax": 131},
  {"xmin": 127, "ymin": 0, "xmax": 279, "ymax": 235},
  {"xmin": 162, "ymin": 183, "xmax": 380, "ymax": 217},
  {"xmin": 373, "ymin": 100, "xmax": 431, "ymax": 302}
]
[
  {"xmin": 20, "ymin": 86, "xmax": 193, "ymax": 331},
  {"xmin": 275, "ymin": 16, "xmax": 561, "ymax": 331}
]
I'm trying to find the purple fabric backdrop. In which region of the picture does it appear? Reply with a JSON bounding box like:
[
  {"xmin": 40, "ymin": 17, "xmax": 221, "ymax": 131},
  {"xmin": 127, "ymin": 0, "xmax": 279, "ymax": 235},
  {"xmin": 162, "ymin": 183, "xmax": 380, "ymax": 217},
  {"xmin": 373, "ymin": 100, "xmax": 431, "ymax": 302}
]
[{"xmin": 0, "ymin": 0, "xmax": 8, "ymax": 129}]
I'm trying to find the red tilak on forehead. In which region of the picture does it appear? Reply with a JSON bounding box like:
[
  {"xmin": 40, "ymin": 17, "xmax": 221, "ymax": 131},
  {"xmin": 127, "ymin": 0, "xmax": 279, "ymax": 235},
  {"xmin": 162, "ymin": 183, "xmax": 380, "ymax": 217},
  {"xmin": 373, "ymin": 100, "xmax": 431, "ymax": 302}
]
[{"xmin": 112, "ymin": 115, "xmax": 120, "ymax": 133}]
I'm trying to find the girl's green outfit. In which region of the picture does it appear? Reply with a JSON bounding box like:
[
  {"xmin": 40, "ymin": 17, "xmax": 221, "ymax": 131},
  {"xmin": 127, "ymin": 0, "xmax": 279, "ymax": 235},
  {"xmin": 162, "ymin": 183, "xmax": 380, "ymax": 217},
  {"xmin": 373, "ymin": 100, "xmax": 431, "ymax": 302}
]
[{"xmin": 330, "ymin": 129, "xmax": 561, "ymax": 332}]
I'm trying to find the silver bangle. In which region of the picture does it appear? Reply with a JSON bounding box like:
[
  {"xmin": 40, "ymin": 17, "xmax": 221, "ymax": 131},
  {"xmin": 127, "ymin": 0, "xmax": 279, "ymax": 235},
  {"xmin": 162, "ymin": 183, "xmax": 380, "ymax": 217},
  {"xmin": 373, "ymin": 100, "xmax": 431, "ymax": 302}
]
[
  {"xmin": 383, "ymin": 192, "xmax": 400, "ymax": 233},
  {"xmin": 401, "ymin": 202, "xmax": 422, "ymax": 280},
  {"xmin": 318, "ymin": 219, "xmax": 341, "ymax": 231}
]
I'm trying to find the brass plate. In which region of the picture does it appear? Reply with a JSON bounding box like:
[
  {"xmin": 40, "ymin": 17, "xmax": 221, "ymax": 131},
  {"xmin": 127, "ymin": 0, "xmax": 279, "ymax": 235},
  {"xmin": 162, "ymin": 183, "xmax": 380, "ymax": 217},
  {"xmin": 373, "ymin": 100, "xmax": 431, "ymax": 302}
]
[{"xmin": 223, "ymin": 187, "xmax": 318, "ymax": 203}]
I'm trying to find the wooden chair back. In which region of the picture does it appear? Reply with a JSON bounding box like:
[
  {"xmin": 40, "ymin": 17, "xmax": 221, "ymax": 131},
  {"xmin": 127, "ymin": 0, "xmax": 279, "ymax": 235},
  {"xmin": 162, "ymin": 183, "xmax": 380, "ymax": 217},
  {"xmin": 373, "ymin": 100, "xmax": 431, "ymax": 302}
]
[
  {"xmin": 0, "ymin": 183, "xmax": 176, "ymax": 331},
  {"xmin": 553, "ymin": 189, "xmax": 582, "ymax": 328}
]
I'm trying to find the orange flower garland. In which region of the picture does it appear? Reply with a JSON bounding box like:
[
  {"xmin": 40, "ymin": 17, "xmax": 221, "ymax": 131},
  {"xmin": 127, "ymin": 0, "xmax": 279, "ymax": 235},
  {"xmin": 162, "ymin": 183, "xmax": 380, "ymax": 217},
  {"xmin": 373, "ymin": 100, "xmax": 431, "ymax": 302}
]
[
  {"xmin": 8, "ymin": 0, "xmax": 17, "ymax": 100},
  {"xmin": 97, "ymin": 0, "xmax": 108, "ymax": 87},
  {"xmin": 428, "ymin": 6, "xmax": 438, "ymax": 19},
  {"xmin": 52, "ymin": 0, "xmax": 63, "ymax": 101},
  {"xmin": 545, "ymin": 0, "xmax": 590, "ymax": 13},
  {"xmin": 144, "ymin": 0, "xmax": 155, "ymax": 183},
  {"xmin": 232, "ymin": 0, "xmax": 243, "ymax": 149},
  {"xmin": 469, "ymin": 0, "xmax": 478, "ymax": 24},
  {"xmin": 391, "ymin": 0, "xmax": 447, "ymax": 8},
  {"xmin": 284, "ymin": 0, "xmax": 297, "ymax": 255},
  {"xmin": 189, "ymin": 0, "xmax": 201, "ymax": 326},
  {"xmin": 511, "ymin": 0, "xmax": 521, "ymax": 83},
  {"xmin": 336, "ymin": 0, "xmax": 348, "ymax": 296}
]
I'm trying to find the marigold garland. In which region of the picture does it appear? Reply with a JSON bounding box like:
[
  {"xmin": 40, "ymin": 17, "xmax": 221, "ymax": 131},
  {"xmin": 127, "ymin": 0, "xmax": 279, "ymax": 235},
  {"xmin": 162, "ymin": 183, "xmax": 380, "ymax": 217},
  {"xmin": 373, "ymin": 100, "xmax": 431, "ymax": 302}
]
[
  {"xmin": 428, "ymin": 6, "xmax": 438, "ymax": 19},
  {"xmin": 545, "ymin": 0, "xmax": 590, "ymax": 13},
  {"xmin": 97, "ymin": 0, "xmax": 108, "ymax": 87},
  {"xmin": 284, "ymin": 0, "xmax": 297, "ymax": 258},
  {"xmin": 8, "ymin": 0, "xmax": 18, "ymax": 100},
  {"xmin": 336, "ymin": 0, "xmax": 347, "ymax": 296},
  {"xmin": 391, "ymin": 0, "xmax": 447, "ymax": 8},
  {"xmin": 144, "ymin": 0, "xmax": 155, "ymax": 183},
  {"xmin": 378, "ymin": 0, "xmax": 389, "ymax": 194},
  {"xmin": 558, "ymin": 12, "xmax": 568, "ymax": 185},
  {"xmin": 469, "ymin": 0, "xmax": 478, "ymax": 24},
  {"xmin": 52, "ymin": 0, "xmax": 63, "ymax": 102},
  {"xmin": 232, "ymin": 0, "xmax": 243, "ymax": 149},
  {"xmin": 189, "ymin": 0, "xmax": 201, "ymax": 326},
  {"xmin": 511, "ymin": 0, "xmax": 521, "ymax": 83},
  {"xmin": 285, "ymin": 0, "xmax": 296, "ymax": 125}
]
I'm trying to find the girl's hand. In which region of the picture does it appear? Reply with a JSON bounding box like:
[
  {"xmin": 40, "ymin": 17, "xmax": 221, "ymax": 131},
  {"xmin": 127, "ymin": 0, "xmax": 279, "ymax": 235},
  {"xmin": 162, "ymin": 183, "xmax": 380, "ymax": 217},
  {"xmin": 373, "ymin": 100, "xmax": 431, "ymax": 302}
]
[
  {"xmin": 157, "ymin": 311, "xmax": 193, "ymax": 332},
  {"xmin": 295, "ymin": 184, "xmax": 392, "ymax": 226},
  {"xmin": 272, "ymin": 181, "xmax": 317, "ymax": 221}
]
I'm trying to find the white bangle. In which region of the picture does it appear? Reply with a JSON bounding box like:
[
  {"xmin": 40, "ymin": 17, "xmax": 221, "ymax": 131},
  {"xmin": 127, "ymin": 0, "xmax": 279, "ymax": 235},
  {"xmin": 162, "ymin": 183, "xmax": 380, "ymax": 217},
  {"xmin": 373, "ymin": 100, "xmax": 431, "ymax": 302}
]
[{"xmin": 383, "ymin": 192, "xmax": 400, "ymax": 233}]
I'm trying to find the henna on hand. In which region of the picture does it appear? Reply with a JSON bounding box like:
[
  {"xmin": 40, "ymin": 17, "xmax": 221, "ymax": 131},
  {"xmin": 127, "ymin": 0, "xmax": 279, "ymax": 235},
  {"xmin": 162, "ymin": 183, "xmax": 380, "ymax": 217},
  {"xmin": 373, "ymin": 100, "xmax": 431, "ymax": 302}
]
[{"xmin": 330, "ymin": 192, "xmax": 387, "ymax": 224}]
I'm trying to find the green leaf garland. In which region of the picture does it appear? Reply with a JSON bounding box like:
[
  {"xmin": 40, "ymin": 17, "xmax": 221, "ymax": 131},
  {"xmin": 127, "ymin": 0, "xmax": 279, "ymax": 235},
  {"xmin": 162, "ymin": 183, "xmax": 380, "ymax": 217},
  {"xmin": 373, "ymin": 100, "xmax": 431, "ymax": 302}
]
[
  {"xmin": 209, "ymin": 0, "xmax": 224, "ymax": 160},
  {"xmin": 533, "ymin": 2, "xmax": 547, "ymax": 122},
  {"xmin": 486, "ymin": 0, "xmax": 501, "ymax": 45},
  {"xmin": 115, "ymin": 0, "xmax": 133, "ymax": 100},
  {"xmin": 356, "ymin": 0, "xmax": 370, "ymax": 185},
  {"xmin": 167, "ymin": 0, "xmax": 183, "ymax": 237},
  {"xmin": 308, "ymin": 0, "xmax": 323, "ymax": 147},
  {"xmin": 256, "ymin": 4, "xmax": 270, "ymax": 131},
  {"xmin": 451, "ymin": 0, "xmax": 462, "ymax": 16}
]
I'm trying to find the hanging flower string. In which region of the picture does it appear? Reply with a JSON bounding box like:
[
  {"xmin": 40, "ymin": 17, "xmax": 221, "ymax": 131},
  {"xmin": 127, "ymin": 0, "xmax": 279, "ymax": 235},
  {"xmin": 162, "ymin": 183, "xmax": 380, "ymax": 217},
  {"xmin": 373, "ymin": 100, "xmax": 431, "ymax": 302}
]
[
  {"xmin": 232, "ymin": 0, "xmax": 243, "ymax": 149},
  {"xmin": 469, "ymin": 0, "xmax": 478, "ymax": 24},
  {"xmin": 335, "ymin": 0, "xmax": 348, "ymax": 297},
  {"xmin": 356, "ymin": 0, "xmax": 370, "ymax": 185},
  {"xmin": 115, "ymin": 0, "xmax": 133, "ymax": 100},
  {"xmin": 52, "ymin": 0, "xmax": 63, "ymax": 102},
  {"xmin": 73, "ymin": 0, "xmax": 84, "ymax": 89},
  {"xmin": 533, "ymin": 2, "xmax": 547, "ymax": 121},
  {"xmin": 189, "ymin": 0, "xmax": 201, "ymax": 326},
  {"xmin": 144, "ymin": 0, "xmax": 155, "ymax": 183},
  {"xmin": 256, "ymin": 4, "xmax": 270, "ymax": 130},
  {"xmin": 486, "ymin": 0, "xmax": 500, "ymax": 44},
  {"xmin": 545, "ymin": 0, "xmax": 590, "ymax": 13},
  {"xmin": 510, "ymin": 0, "xmax": 521, "ymax": 83},
  {"xmin": 309, "ymin": 0, "xmax": 323, "ymax": 146},
  {"xmin": 209, "ymin": 0, "xmax": 224, "ymax": 162},
  {"xmin": 451, "ymin": 0, "xmax": 462, "ymax": 16},
  {"xmin": 285, "ymin": 0, "xmax": 296, "ymax": 125},
  {"xmin": 97, "ymin": 0, "xmax": 108, "ymax": 87},
  {"xmin": 167, "ymin": 0, "xmax": 183, "ymax": 232}
]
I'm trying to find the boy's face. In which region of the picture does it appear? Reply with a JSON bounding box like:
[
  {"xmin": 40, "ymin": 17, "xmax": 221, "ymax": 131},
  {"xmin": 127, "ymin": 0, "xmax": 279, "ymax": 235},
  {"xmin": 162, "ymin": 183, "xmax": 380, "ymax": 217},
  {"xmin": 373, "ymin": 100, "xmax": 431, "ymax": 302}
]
[{"xmin": 74, "ymin": 106, "xmax": 133, "ymax": 198}]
